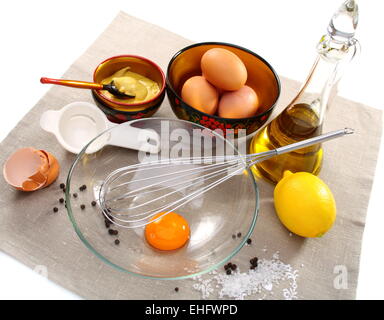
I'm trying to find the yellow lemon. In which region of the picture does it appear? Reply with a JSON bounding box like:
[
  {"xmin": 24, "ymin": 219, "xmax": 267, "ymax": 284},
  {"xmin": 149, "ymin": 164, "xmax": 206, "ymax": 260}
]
[{"xmin": 274, "ymin": 171, "xmax": 336, "ymax": 238}]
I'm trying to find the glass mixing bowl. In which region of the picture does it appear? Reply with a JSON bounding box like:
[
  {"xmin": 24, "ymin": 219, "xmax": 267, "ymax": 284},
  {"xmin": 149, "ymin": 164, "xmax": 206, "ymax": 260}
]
[{"xmin": 66, "ymin": 118, "xmax": 258, "ymax": 279}]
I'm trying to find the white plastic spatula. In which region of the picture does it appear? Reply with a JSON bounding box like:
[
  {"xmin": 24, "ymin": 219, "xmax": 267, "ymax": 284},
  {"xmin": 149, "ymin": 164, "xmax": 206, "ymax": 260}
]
[{"xmin": 40, "ymin": 101, "xmax": 160, "ymax": 154}]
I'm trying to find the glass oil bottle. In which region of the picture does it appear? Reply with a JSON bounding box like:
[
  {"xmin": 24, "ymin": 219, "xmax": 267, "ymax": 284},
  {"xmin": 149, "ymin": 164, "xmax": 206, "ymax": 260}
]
[{"xmin": 249, "ymin": 0, "xmax": 360, "ymax": 183}]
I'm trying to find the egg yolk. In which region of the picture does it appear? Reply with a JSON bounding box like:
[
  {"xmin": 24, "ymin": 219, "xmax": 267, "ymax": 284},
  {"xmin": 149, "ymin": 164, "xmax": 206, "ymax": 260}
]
[{"xmin": 145, "ymin": 212, "xmax": 190, "ymax": 251}]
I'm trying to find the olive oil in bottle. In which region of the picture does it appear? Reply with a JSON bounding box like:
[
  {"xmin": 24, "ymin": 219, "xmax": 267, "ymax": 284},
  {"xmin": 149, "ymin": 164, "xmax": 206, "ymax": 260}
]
[
  {"xmin": 250, "ymin": 103, "xmax": 323, "ymax": 183},
  {"xmin": 249, "ymin": 0, "xmax": 360, "ymax": 184}
]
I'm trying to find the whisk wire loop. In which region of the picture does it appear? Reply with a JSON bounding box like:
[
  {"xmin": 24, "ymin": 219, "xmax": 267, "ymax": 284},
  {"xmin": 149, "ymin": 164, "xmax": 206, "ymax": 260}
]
[{"xmin": 98, "ymin": 128, "xmax": 352, "ymax": 228}]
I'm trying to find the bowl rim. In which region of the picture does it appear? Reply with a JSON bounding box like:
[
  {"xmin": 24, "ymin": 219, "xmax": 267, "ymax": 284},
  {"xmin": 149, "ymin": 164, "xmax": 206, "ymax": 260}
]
[
  {"xmin": 166, "ymin": 41, "xmax": 281, "ymax": 122},
  {"xmin": 93, "ymin": 54, "xmax": 166, "ymax": 108},
  {"xmin": 92, "ymin": 91, "xmax": 163, "ymax": 115},
  {"xmin": 65, "ymin": 117, "xmax": 259, "ymax": 280}
]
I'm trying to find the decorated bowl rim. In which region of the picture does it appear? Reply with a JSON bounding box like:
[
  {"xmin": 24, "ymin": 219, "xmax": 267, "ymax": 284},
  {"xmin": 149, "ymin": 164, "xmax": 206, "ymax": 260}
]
[
  {"xmin": 92, "ymin": 91, "xmax": 163, "ymax": 115},
  {"xmin": 166, "ymin": 41, "xmax": 281, "ymax": 122}
]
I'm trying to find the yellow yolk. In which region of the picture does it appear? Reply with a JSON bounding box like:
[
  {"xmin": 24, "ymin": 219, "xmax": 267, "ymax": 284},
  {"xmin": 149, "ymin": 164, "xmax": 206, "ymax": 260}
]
[{"xmin": 145, "ymin": 212, "xmax": 190, "ymax": 251}]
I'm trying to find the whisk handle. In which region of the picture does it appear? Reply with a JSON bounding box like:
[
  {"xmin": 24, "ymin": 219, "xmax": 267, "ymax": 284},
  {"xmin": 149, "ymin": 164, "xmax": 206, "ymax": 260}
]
[{"xmin": 275, "ymin": 128, "xmax": 354, "ymax": 155}]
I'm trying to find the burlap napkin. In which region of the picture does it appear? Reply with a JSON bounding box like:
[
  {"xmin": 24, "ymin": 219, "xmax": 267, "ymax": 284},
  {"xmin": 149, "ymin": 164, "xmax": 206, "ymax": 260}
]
[{"xmin": 0, "ymin": 12, "xmax": 382, "ymax": 300}]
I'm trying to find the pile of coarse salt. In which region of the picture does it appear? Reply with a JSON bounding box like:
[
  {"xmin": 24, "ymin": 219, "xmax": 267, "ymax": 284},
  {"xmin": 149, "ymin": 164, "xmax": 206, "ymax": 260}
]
[{"xmin": 192, "ymin": 252, "xmax": 299, "ymax": 300}]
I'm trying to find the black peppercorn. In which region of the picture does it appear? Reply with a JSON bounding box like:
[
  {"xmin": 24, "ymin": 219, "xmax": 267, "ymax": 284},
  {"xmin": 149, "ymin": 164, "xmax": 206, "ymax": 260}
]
[
  {"xmin": 59, "ymin": 198, "xmax": 64, "ymax": 204},
  {"xmin": 91, "ymin": 201, "xmax": 97, "ymax": 207},
  {"xmin": 226, "ymin": 269, "xmax": 232, "ymax": 275},
  {"xmin": 114, "ymin": 239, "xmax": 120, "ymax": 245},
  {"xmin": 73, "ymin": 193, "xmax": 78, "ymax": 198},
  {"xmin": 59, "ymin": 183, "xmax": 65, "ymax": 189},
  {"xmin": 237, "ymin": 232, "xmax": 242, "ymax": 238},
  {"xmin": 246, "ymin": 238, "xmax": 252, "ymax": 245},
  {"xmin": 53, "ymin": 207, "xmax": 58, "ymax": 213},
  {"xmin": 174, "ymin": 287, "xmax": 179, "ymax": 292},
  {"xmin": 250, "ymin": 257, "xmax": 258, "ymax": 268},
  {"xmin": 80, "ymin": 204, "xmax": 85, "ymax": 210}
]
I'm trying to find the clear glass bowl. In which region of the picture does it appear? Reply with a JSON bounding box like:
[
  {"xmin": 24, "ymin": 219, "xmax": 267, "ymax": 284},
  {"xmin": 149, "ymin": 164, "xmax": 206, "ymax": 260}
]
[{"xmin": 66, "ymin": 118, "xmax": 259, "ymax": 279}]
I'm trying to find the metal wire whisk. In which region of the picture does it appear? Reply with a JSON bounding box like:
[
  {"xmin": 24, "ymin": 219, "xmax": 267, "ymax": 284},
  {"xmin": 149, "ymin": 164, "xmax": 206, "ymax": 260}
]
[{"xmin": 99, "ymin": 128, "xmax": 353, "ymax": 228}]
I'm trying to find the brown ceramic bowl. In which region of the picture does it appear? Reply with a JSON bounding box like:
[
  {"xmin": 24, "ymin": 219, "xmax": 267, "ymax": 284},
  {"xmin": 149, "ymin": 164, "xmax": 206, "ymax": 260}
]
[
  {"xmin": 166, "ymin": 42, "xmax": 280, "ymax": 135},
  {"xmin": 92, "ymin": 55, "xmax": 166, "ymax": 123}
]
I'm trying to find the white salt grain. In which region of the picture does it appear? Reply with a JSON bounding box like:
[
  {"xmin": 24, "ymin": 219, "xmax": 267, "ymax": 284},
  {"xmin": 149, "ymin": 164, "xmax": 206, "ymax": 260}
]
[
  {"xmin": 263, "ymin": 283, "xmax": 273, "ymax": 291},
  {"xmin": 192, "ymin": 252, "xmax": 299, "ymax": 300},
  {"xmin": 272, "ymin": 251, "xmax": 280, "ymax": 260},
  {"xmin": 193, "ymin": 278, "xmax": 214, "ymax": 299}
]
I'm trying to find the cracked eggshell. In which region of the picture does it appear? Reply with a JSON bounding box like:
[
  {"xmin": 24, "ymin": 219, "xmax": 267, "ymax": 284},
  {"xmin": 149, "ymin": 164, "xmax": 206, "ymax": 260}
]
[
  {"xmin": 40, "ymin": 150, "xmax": 60, "ymax": 187},
  {"xmin": 3, "ymin": 147, "xmax": 59, "ymax": 191}
]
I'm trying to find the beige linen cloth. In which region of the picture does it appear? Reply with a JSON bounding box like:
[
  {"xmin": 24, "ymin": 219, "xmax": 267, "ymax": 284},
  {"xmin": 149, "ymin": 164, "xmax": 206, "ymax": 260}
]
[{"xmin": 0, "ymin": 12, "xmax": 382, "ymax": 300}]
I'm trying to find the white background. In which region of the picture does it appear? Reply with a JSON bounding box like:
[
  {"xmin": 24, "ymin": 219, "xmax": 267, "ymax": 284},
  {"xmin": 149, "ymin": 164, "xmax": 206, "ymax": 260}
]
[{"xmin": 0, "ymin": 0, "xmax": 383, "ymax": 299}]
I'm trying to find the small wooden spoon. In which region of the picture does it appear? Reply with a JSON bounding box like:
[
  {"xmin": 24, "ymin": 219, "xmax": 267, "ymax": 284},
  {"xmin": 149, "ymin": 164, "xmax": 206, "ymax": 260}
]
[{"xmin": 40, "ymin": 77, "xmax": 135, "ymax": 98}]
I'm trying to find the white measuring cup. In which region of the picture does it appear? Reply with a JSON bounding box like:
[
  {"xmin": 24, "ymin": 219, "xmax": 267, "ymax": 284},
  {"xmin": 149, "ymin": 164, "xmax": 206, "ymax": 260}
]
[{"xmin": 40, "ymin": 101, "xmax": 160, "ymax": 154}]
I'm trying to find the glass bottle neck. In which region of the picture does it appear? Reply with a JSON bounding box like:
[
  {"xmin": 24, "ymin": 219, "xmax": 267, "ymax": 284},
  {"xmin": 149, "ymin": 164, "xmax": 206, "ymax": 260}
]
[
  {"xmin": 287, "ymin": 36, "xmax": 358, "ymax": 126},
  {"xmin": 295, "ymin": 55, "xmax": 338, "ymax": 125}
]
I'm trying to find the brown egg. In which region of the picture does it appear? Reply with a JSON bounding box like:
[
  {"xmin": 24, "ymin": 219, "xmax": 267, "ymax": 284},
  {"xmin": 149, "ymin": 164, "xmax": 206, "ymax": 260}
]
[
  {"xmin": 201, "ymin": 48, "xmax": 247, "ymax": 91},
  {"xmin": 3, "ymin": 147, "xmax": 60, "ymax": 191},
  {"xmin": 181, "ymin": 76, "xmax": 219, "ymax": 115},
  {"xmin": 218, "ymin": 86, "xmax": 260, "ymax": 119}
]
